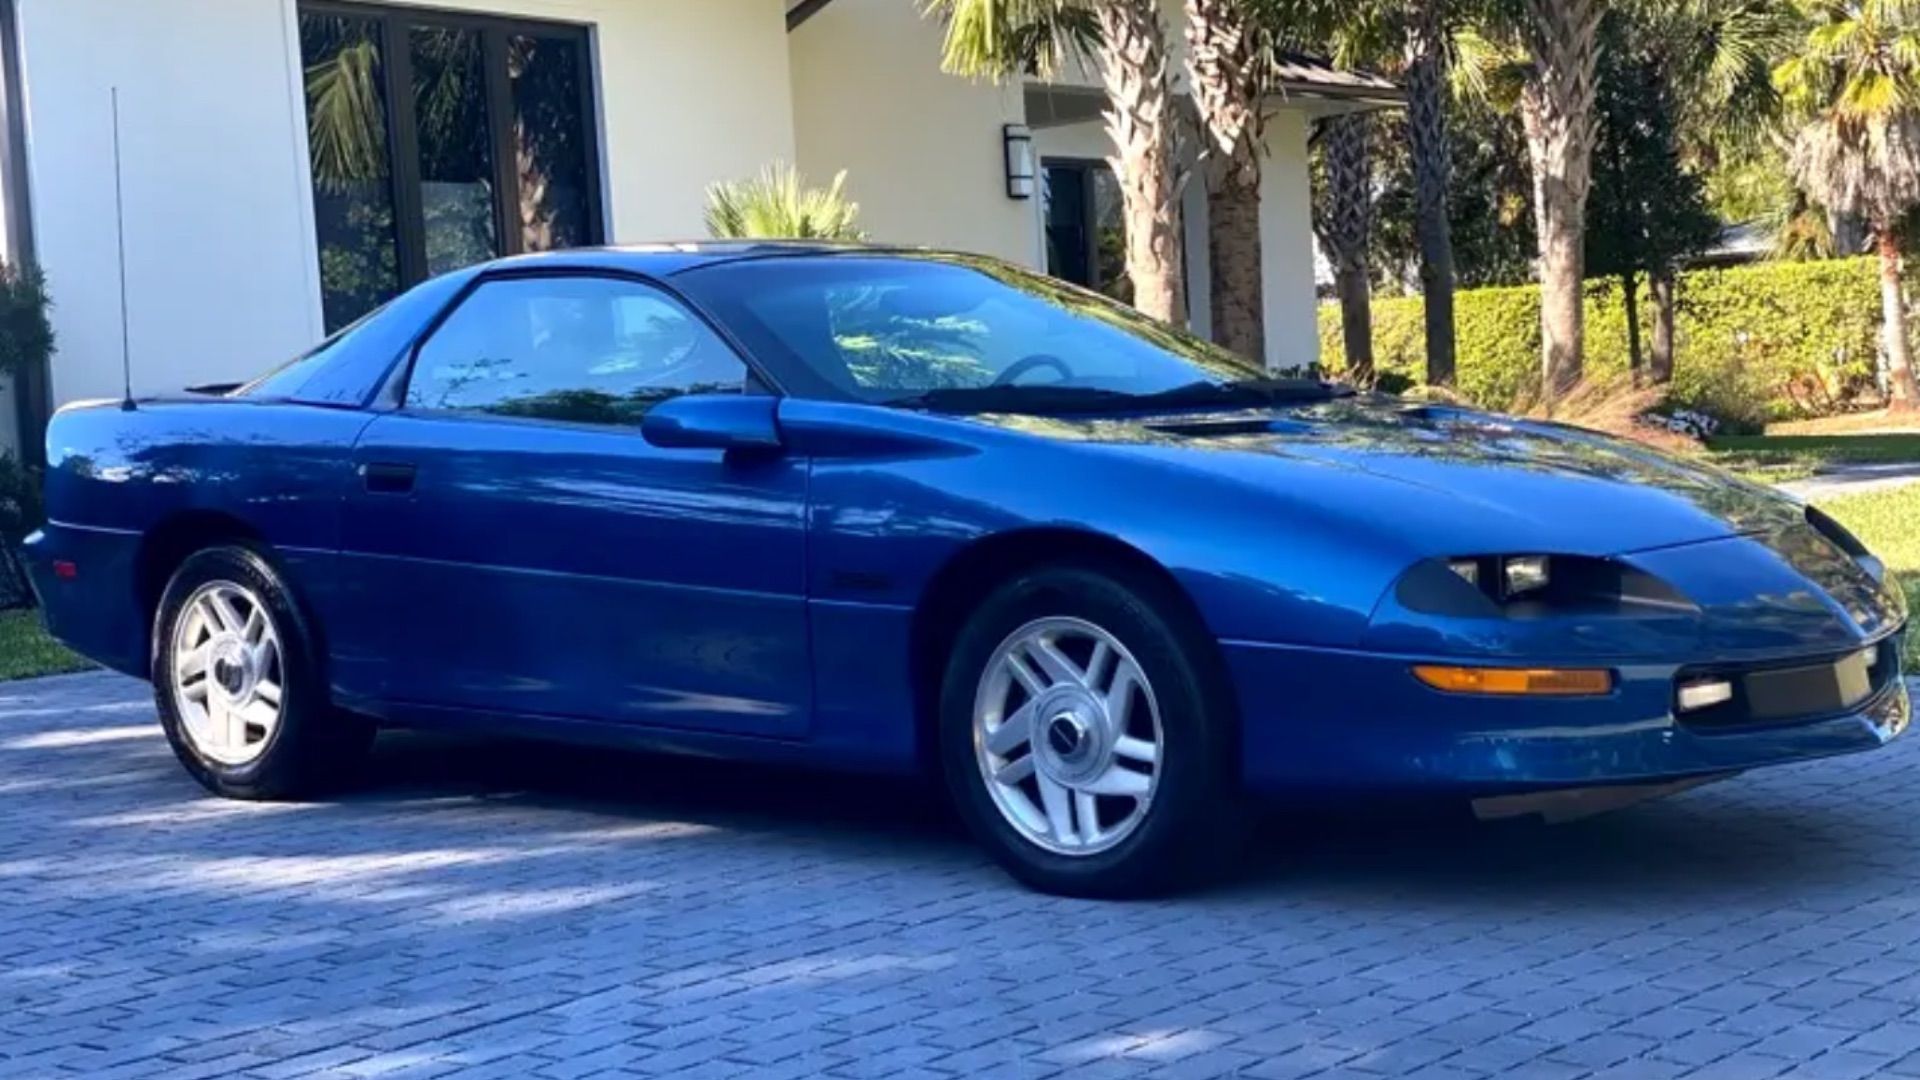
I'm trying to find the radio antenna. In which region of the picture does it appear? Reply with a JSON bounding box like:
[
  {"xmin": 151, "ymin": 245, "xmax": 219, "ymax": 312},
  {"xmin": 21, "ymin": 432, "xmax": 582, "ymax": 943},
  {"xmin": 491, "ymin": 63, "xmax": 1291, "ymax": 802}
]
[{"xmin": 111, "ymin": 86, "xmax": 135, "ymax": 412}]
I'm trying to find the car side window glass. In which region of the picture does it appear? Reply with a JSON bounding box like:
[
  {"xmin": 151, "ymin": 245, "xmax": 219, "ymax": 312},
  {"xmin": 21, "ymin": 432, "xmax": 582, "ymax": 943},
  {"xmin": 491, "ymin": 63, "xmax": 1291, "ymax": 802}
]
[{"xmin": 407, "ymin": 276, "xmax": 748, "ymax": 426}]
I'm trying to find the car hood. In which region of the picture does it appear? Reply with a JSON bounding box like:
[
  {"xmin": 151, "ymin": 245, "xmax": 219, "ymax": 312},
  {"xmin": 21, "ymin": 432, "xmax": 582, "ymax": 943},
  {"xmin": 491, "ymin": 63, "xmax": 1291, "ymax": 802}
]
[{"xmin": 973, "ymin": 397, "xmax": 1805, "ymax": 558}]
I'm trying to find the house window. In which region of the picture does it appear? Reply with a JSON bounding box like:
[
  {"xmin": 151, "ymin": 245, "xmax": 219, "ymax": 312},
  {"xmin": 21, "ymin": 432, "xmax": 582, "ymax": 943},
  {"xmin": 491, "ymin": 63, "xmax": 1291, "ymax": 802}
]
[
  {"xmin": 298, "ymin": 3, "xmax": 604, "ymax": 332},
  {"xmin": 1042, "ymin": 160, "xmax": 1131, "ymax": 305}
]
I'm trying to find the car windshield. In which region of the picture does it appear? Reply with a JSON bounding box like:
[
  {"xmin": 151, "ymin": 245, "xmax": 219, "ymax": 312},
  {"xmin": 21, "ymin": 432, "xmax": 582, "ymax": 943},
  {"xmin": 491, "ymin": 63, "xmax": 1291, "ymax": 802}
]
[{"xmin": 678, "ymin": 254, "xmax": 1339, "ymax": 414}]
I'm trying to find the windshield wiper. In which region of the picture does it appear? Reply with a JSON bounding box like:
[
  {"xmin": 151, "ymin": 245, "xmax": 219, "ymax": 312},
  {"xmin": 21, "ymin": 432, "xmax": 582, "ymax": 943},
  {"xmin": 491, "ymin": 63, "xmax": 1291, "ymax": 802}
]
[
  {"xmin": 884, "ymin": 385, "xmax": 1139, "ymax": 414},
  {"xmin": 884, "ymin": 378, "xmax": 1351, "ymax": 416},
  {"xmin": 1131, "ymin": 378, "xmax": 1351, "ymax": 410}
]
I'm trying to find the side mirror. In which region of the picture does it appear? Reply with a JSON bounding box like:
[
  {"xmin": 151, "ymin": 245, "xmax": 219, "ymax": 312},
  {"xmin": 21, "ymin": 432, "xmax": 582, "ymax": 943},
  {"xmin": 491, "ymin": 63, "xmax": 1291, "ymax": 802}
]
[{"xmin": 641, "ymin": 394, "xmax": 783, "ymax": 453}]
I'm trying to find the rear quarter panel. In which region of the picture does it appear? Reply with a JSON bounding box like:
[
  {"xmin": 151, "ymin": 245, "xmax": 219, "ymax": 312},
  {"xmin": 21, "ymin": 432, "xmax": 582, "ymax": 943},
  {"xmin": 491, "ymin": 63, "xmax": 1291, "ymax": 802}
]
[{"xmin": 34, "ymin": 400, "xmax": 373, "ymax": 675}]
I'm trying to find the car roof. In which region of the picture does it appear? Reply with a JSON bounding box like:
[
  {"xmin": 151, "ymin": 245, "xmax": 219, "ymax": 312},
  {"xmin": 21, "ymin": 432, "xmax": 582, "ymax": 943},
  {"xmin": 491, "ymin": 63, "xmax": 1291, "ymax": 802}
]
[{"xmin": 478, "ymin": 241, "xmax": 932, "ymax": 278}]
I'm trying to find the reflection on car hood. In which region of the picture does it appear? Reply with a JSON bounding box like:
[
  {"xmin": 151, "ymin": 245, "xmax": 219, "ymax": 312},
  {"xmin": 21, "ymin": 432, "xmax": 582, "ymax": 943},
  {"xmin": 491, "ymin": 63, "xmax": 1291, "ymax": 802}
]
[{"xmin": 971, "ymin": 397, "xmax": 1806, "ymax": 557}]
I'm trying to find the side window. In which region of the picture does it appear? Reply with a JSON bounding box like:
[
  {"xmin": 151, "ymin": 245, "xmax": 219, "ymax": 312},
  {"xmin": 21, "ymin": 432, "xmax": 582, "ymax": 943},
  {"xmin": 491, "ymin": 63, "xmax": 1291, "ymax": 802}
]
[{"xmin": 406, "ymin": 276, "xmax": 748, "ymax": 426}]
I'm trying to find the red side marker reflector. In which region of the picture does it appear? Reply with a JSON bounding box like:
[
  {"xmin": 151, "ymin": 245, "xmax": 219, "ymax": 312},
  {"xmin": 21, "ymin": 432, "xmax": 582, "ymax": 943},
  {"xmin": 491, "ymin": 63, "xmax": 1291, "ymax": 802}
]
[{"xmin": 51, "ymin": 560, "xmax": 78, "ymax": 580}]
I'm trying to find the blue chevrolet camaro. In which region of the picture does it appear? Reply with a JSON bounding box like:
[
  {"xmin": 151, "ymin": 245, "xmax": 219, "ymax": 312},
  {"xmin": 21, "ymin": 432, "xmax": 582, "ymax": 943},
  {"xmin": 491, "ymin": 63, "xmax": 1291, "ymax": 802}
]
[{"xmin": 23, "ymin": 244, "xmax": 1911, "ymax": 895}]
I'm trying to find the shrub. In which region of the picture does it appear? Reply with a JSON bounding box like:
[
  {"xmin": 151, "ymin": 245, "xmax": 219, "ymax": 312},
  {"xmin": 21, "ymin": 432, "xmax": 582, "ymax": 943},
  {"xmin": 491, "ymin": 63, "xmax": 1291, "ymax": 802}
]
[
  {"xmin": 1319, "ymin": 257, "xmax": 1882, "ymax": 427},
  {"xmin": 0, "ymin": 261, "xmax": 51, "ymax": 382},
  {"xmin": 0, "ymin": 452, "xmax": 40, "ymax": 611},
  {"xmin": 0, "ymin": 261, "xmax": 52, "ymax": 610}
]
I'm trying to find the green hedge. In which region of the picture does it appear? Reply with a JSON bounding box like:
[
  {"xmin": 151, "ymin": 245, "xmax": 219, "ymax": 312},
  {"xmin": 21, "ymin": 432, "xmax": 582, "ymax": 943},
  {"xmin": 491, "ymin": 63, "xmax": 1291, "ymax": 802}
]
[{"xmin": 1318, "ymin": 257, "xmax": 1883, "ymax": 427}]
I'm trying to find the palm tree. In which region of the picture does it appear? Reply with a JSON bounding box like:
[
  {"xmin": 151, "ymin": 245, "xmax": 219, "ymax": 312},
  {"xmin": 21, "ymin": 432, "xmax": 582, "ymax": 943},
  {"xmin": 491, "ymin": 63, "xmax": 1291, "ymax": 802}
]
[
  {"xmin": 1775, "ymin": 0, "xmax": 1920, "ymax": 413},
  {"xmin": 1312, "ymin": 113, "xmax": 1376, "ymax": 381},
  {"xmin": 923, "ymin": 0, "xmax": 1187, "ymax": 324},
  {"xmin": 1514, "ymin": 0, "xmax": 1603, "ymax": 401},
  {"xmin": 1467, "ymin": 0, "xmax": 1605, "ymax": 402},
  {"xmin": 1265, "ymin": 0, "xmax": 1458, "ymax": 387},
  {"xmin": 1402, "ymin": 0, "xmax": 1460, "ymax": 387},
  {"xmin": 1186, "ymin": 0, "xmax": 1269, "ymax": 361},
  {"xmin": 704, "ymin": 164, "xmax": 866, "ymax": 241},
  {"xmin": 1626, "ymin": 0, "xmax": 1798, "ymax": 383}
]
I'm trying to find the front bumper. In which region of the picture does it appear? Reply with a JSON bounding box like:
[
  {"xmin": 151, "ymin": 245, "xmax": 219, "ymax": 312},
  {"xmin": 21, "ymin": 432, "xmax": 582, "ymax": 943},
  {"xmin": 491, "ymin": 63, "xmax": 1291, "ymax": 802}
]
[{"xmin": 1226, "ymin": 636, "xmax": 1909, "ymax": 795}]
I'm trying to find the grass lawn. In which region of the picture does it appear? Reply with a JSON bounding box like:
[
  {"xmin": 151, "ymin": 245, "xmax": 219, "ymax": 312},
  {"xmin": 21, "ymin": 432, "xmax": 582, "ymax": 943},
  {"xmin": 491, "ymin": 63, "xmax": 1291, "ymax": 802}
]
[
  {"xmin": 1817, "ymin": 485, "xmax": 1920, "ymax": 671},
  {"xmin": 1704, "ymin": 433, "xmax": 1920, "ymax": 483},
  {"xmin": 0, "ymin": 608, "xmax": 90, "ymax": 682}
]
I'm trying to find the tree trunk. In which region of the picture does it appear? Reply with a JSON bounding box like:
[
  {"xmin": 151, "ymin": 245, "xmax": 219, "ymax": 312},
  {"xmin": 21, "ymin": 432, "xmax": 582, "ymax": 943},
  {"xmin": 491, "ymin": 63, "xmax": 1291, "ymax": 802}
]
[
  {"xmin": 1403, "ymin": 0, "xmax": 1457, "ymax": 387},
  {"xmin": 1314, "ymin": 113, "xmax": 1375, "ymax": 381},
  {"xmin": 1650, "ymin": 269, "xmax": 1676, "ymax": 383},
  {"xmin": 1186, "ymin": 0, "xmax": 1266, "ymax": 363},
  {"xmin": 1336, "ymin": 264, "xmax": 1375, "ymax": 385},
  {"xmin": 1620, "ymin": 270, "xmax": 1643, "ymax": 381},
  {"xmin": 1878, "ymin": 229, "xmax": 1920, "ymax": 413},
  {"xmin": 1518, "ymin": 0, "xmax": 1603, "ymax": 403},
  {"xmin": 1207, "ymin": 178, "xmax": 1265, "ymax": 362},
  {"xmin": 1095, "ymin": 2, "xmax": 1185, "ymax": 326}
]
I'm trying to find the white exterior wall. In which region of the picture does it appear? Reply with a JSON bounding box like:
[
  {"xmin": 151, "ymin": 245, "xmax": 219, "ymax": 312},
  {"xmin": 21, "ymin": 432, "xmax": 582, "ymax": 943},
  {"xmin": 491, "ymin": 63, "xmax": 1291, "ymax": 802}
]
[
  {"xmin": 14, "ymin": 0, "xmax": 794, "ymax": 407},
  {"xmin": 1032, "ymin": 109, "xmax": 1320, "ymax": 372},
  {"xmin": 789, "ymin": 0, "xmax": 1034, "ymax": 265},
  {"xmin": 18, "ymin": 0, "xmax": 324, "ymax": 404},
  {"xmin": 1259, "ymin": 109, "xmax": 1319, "ymax": 373}
]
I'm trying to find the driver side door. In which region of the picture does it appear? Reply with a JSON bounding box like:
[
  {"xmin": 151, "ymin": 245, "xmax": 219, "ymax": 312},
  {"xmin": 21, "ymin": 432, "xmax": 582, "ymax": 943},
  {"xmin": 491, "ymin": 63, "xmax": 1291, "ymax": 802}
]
[{"xmin": 334, "ymin": 272, "xmax": 812, "ymax": 738}]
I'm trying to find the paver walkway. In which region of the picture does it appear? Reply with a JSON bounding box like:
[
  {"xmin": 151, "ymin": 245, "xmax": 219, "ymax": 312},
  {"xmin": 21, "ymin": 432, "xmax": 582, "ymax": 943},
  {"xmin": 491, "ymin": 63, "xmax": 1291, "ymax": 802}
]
[{"xmin": 4, "ymin": 671, "xmax": 1920, "ymax": 1079}]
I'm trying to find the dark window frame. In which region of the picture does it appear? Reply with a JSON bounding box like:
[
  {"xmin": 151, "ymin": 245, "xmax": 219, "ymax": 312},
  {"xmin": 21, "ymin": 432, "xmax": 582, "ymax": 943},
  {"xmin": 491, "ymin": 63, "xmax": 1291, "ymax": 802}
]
[
  {"xmin": 394, "ymin": 267, "xmax": 780, "ymax": 431},
  {"xmin": 1041, "ymin": 155, "xmax": 1193, "ymax": 311},
  {"xmin": 300, "ymin": 0, "xmax": 607, "ymax": 307},
  {"xmin": 1041, "ymin": 156, "xmax": 1107, "ymax": 292}
]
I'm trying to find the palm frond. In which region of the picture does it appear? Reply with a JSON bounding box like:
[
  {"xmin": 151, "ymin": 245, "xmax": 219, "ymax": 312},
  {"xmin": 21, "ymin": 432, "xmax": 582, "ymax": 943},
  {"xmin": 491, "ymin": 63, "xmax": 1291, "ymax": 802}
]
[
  {"xmin": 919, "ymin": 0, "xmax": 1099, "ymax": 81},
  {"xmin": 305, "ymin": 40, "xmax": 387, "ymax": 192},
  {"xmin": 704, "ymin": 163, "xmax": 866, "ymax": 242}
]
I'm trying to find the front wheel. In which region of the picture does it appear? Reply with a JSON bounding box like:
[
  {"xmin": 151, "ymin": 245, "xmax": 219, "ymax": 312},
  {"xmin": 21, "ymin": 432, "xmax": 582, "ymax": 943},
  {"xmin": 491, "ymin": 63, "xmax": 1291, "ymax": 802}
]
[
  {"xmin": 153, "ymin": 545, "xmax": 370, "ymax": 799},
  {"xmin": 939, "ymin": 566, "xmax": 1239, "ymax": 897}
]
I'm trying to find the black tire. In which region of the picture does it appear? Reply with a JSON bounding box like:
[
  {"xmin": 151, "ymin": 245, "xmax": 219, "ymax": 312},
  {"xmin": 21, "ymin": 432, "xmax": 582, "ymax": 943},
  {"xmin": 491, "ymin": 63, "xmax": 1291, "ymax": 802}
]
[
  {"xmin": 939, "ymin": 564, "xmax": 1240, "ymax": 897},
  {"xmin": 151, "ymin": 544, "xmax": 371, "ymax": 800}
]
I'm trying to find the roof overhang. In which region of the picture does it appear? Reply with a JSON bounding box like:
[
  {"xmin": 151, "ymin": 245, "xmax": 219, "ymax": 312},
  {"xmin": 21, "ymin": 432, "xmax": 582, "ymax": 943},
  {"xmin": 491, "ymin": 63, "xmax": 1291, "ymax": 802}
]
[
  {"xmin": 787, "ymin": 0, "xmax": 839, "ymax": 32},
  {"xmin": 1024, "ymin": 79, "xmax": 1402, "ymax": 131}
]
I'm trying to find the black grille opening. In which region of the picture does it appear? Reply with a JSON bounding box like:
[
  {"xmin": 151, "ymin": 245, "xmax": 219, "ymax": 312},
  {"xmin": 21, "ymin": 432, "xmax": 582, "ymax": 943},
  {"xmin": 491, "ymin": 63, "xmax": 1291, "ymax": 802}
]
[{"xmin": 1675, "ymin": 636, "xmax": 1903, "ymax": 731}]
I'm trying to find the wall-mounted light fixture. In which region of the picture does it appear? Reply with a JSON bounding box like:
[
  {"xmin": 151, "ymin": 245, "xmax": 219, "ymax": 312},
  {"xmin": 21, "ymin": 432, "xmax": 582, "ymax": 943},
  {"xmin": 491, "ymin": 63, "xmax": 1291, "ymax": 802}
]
[{"xmin": 1003, "ymin": 123, "xmax": 1035, "ymax": 200}]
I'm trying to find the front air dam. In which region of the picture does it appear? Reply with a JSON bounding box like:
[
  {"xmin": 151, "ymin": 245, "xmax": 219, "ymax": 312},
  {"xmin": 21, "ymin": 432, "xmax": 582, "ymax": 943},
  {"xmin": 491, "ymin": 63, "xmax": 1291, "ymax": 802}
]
[{"xmin": 1471, "ymin": 773, "xmax": 1738, "ymax": 824}]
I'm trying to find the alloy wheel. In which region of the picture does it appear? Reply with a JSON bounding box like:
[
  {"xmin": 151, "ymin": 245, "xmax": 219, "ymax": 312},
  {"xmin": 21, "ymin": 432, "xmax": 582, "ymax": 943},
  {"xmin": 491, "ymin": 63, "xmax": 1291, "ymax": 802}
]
[
  {"xmin": 170, "ymin": 581, "xmax": 285, "ymax": 767},
  {"xmin": 972, "ymin": 616, "xmax": 1163, "ymax": 856}
]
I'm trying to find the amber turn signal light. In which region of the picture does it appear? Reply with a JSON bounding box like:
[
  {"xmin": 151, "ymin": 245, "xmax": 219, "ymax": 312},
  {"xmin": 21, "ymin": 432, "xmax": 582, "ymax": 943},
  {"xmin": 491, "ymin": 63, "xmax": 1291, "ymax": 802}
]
[{"xmin": 1412, "ymin": 665, "xmax": 1613, "ymax": 697}]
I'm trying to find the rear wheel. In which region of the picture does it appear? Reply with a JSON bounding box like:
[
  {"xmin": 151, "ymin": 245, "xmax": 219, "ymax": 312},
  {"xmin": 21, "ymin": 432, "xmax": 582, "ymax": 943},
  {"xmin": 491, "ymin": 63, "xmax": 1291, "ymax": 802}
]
[
  {"xmin": 153, "ymin": 545, "xmax": 370, "ymax": 799},
  {"xmin": 939, "ymin": 566, "xmax": 1238, "ymax": 897}
]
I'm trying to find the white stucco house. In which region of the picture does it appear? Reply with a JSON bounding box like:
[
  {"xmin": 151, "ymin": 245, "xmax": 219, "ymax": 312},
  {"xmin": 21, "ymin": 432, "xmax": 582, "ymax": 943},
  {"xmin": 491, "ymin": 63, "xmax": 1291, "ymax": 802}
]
[{"xmin": 0, "ymin": 0, "xmax": 1396, "ymax": 464}]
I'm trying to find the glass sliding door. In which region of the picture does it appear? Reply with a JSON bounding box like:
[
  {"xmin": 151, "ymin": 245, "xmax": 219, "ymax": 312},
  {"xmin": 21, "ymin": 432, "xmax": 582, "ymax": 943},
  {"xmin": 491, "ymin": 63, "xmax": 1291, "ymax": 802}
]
[
  {"xmin": 299, "ymin": 11, "xmax": 402, "ymax": 332},
  {"xmin": 1041, "ymin": 160, "xmax": 1134, "ymax": 305},
  {"xmin": 298, "ymin": 3, "xmax": 603, "ymax": 332},
  {"xmin": 408, "ymin": 26, "xmax": 498, "ymax": 276},
  {"xmin": 508, "ymin": 34, "xmax": 597, "ymax": 253}
]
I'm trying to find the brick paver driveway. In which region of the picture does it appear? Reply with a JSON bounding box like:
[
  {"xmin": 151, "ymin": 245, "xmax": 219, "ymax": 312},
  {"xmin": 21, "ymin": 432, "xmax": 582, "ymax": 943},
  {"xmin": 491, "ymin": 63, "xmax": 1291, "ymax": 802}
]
[{"xmin": 5, "ymin": 671, "xmax": 1920, "ymax": 1080}]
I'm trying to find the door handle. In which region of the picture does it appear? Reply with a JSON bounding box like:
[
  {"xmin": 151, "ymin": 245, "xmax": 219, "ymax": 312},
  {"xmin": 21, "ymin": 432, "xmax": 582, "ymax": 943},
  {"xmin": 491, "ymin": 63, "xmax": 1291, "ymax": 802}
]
[{"xmin": 360, "ymin": 462, "xmax": 417, "ymax": 494}]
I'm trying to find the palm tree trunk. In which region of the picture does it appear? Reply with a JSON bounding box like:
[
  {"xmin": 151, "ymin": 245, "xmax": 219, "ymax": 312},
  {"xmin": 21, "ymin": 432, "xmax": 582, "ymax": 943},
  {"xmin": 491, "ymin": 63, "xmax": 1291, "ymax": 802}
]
[
  {"xmin": 1878, "ymin": 229, "xmax": 1920, "ymax": 413},
  {"xmin": 1186, "ymin": 0, "xmax": 1265, "ymax": 361},
  {"xmin": 1316, "ymin": 113, "xmax": 1375, "ymax": 381},
  {"xmin": 1096, "ymin": 2, "xmax": 1185, "ymax": 325},
  {"xmin": 1518, "ymin": 0, "xmax": 1603, "ymax": 403},
  {"xmin": 1207, "ymin": 177, "xmax": 1264, "ymax": 361},
  {"xmin": 1650, "ymin": 269, "xmax": 1677, "ymax": 383},
  {"xmin": 1619, "ymin": 269, "xmax": 1643, "ymax": 380},
  {"xmin": 1404, "ymin": 0, "xmax": 1457, "ymax": 387}
]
